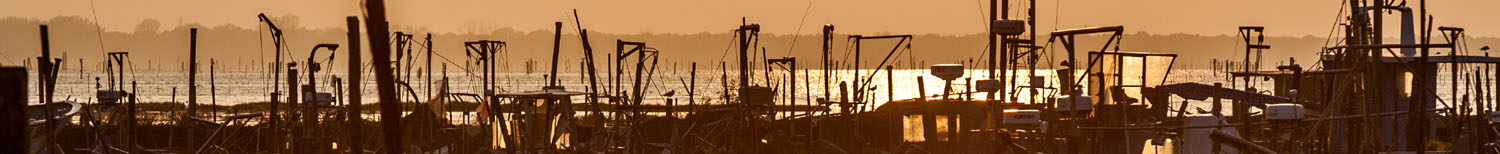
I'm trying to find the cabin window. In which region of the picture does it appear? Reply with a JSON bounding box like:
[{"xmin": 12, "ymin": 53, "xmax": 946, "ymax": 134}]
[
  {"xmin": 1403, "ymin": 72, "xmax": 1413, "ymax": 97},
  {"xmin": 934, "ymin": 115, "xmax": 951, "ymax": 142},
  {"xmin": 903, "ymin": 115, "xmax": 925, "ymax": 142}
]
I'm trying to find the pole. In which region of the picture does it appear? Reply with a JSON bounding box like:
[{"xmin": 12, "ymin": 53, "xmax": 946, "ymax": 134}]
[
  {"xmin": 1410, "ymin": 0, "xmax": 1428, "ymax": 151},
  {"xmin": 739, "ymin": 21, "xmax": 752, "ymax": 89},
  {"xmin": 128, "ymin": 81, "xmax": 139, "ymax": 154},
  {"xmin": 990, "ymin": 0, "xmax": 1000, "ymax": 94},
  {"xmin": 854, "ymin": 37, "xmax": 862, "ymax": 104},
  {"xmin": 344, "ymin": 16, "xmax": 364, "ymax": 153},
  {"xmin": 303, "ymin": 45, "xmax": 324, "ymax": 153},
  {"xmin": 426, "ymin": 34, "xmax": 432, "ymax": 99},
  {"xmin": 288, "ymin": 68, "xmax": 299, "ymax": 130},
  {"xmin": 549, "ymin": 22, "xmax": 563, "ymax": 88},
  {"xmin": 823, "ymin": 25, "xmax": 834, "ymax": 102},
  {"xmin": 212, "ymin": 59, "xmax": 218, "ymax": 121},
  {"xmin": 917, "ymin": 76, "xmax": 926, "ymax": 101},
  {"xmin": 360, "ymin": 0, "xmax": 404, "ymax": 150},
  {"xmin": 690, "ymin": 62, "xmax": 697, "ymax": 113},
  {"xmin": 37, "ymin": 25, "xmax": 58, "ymax": 150},
  {"xmin": 574, "ymin": 10, "xmax": 605, "ymax": 128},
  {"xmin": 993, "ymin": 0, "xmax": 1008, "ymax": 136},
  {"xmin": 722, "ymin": 61, "xmax": 731, "ymax": 104},
  {"xmin": 260, "ymin": 15, "xmax": 285, "ymax": 147},
  {"xmin": 190, "ymin": 28, "xmax": 199, "ymax": 117},
  {"xmin": 39, "ymin": 25, "xmax": 52, "ymax": 107}
]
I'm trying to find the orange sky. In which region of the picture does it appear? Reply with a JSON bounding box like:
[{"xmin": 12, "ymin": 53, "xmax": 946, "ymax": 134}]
[{"xmin": 3, "ymin": 0, "xmax": 1497, "ymax": 37}]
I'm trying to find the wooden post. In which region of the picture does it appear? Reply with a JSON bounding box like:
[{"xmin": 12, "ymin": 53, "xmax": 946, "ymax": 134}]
[
  {"xmin": 823, "ymin": 25, "xmax": 834, "ymax": 104},
  {"xmin": 286, "ymin": 66, "xmax": 299, "ymax": 152},
  {"xmin": 426, "ymin": 33, "xmax": 432, "ymax": 99},
  {"xmin": 965, "ymin": 78, "xmax": 973, "ymax": 101},
  {"xmin": 289, "ymin": 67, "xmax": 300, "ymax": 112},
  {"xmin": 549, "ymin": 22, "xmax": 563, "ymax": 88},
  {"xmin": 917, "ymin": 76, "xmax": 926, "ymax": 101},
  {"xmin": 186, "ymin": 28, "xmax": 200, "ymax": 151},
  {"xmin": 361, "ymin": 0, "xmax": 405, "ymax": 151},
  {"xmin": 721, "ymin": 61, "xmax": 730, "ymax": 105},
  {"xmin": 576, "ymin": 22, "xmax": 605, "ymax": 130},
  {"xmin": 212, "ymin": 59, "xmax": 218, "ymax": 121},
  {"xmin": 840, "ymin": 81, "xmax": 849, "ymax": 113},
  {"xmin": 344, "ymin": 16, "xmax": 365, "ymax": 153},
  {"xmin": 36, "ymin": 25, "xmax": 58, "ymax": 150},
  {"xmin": 303, "ymin": 46, "xmax": 321, "ymax": 153},
  {"xmin": 1213, "ymin": 83, "xmax": 1223, "ymax": 116},
  {"xmin": 38, "ymin": 24, "xmax": 52, "ymax": 109},
  {"xmin": 128, "ymin": 81, "xmax": 139, "ymax": 154},
  {"xmin": 0, "ymin": 67, "xmax": 26, "ymax": 154},
  {"xmin": 690, "ymin": 62, "xmax": 697, "ymax": 113},
  {"xmin": 1449, "ymin": 49, "xmax": 1460, "ymax": 147},
  {"xmin": 189, "ymin": 28, "xmax": 199, "ymax": 117},
  {"xmin": 1410, "ymin": 5, "xmax": 1429, "ymax": 151},
  {"xmin": 803, "ymin": 68, "xmax": 812, "ymax": 116},
  {"xmin": 887, "ymin": 66, "xmax": 894, "ymax": 102}
]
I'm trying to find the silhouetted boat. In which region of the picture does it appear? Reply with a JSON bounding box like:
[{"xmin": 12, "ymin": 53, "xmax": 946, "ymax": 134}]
[{"xmin": 27, "ymin": 101, "xmax": 81, "ymax": 154}]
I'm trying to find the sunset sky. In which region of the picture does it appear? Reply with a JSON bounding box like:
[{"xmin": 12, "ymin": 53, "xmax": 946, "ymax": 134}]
[{"xmin": 5, "ymin": 0, "xmax": 1497, "ymax": 37}]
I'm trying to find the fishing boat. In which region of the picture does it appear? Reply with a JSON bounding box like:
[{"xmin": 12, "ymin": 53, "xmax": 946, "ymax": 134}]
[{"xmin": 27, "ymin": 101, "xmax": 81, "ymax": 154}]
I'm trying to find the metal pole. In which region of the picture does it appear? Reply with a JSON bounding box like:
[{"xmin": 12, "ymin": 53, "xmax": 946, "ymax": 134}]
[
  {"xmin": 739, "ymin": 21, "xmax": 752, "ymax": 89},
  {"xmin": 994, "ymin": 0, "xmax": 1009, "ymax": 134},
  {"xmin": 259, "ymin": 15, "xmax": 285, "ymax": 147}
]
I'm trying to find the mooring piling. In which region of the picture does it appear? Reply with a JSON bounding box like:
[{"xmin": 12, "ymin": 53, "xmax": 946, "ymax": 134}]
[{"xmin": 343, "ymin": 16, "xmax": 365, "ymax": 153}]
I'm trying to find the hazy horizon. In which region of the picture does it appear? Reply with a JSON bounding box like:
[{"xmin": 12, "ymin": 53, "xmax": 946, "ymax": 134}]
[
  {"xmin": 4, "ymin": 0, "xmax": 1500, "ymax": 72},
  {"xmin": 6, "ymin": 0, "xmax": 1499, "ymax": 37}
]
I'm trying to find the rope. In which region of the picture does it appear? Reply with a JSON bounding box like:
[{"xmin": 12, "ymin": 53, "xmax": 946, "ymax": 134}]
[
  {"xmin": 784, "ymin": 2, "xmax": 814, "ymax": 56},
  {"xmin": 1315, "ymin": 0, "xmax": 1350, "ymax": 69},
  {"xmin": 87, "ymin": 0, "xmax": 108, "ymax": 55}
]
